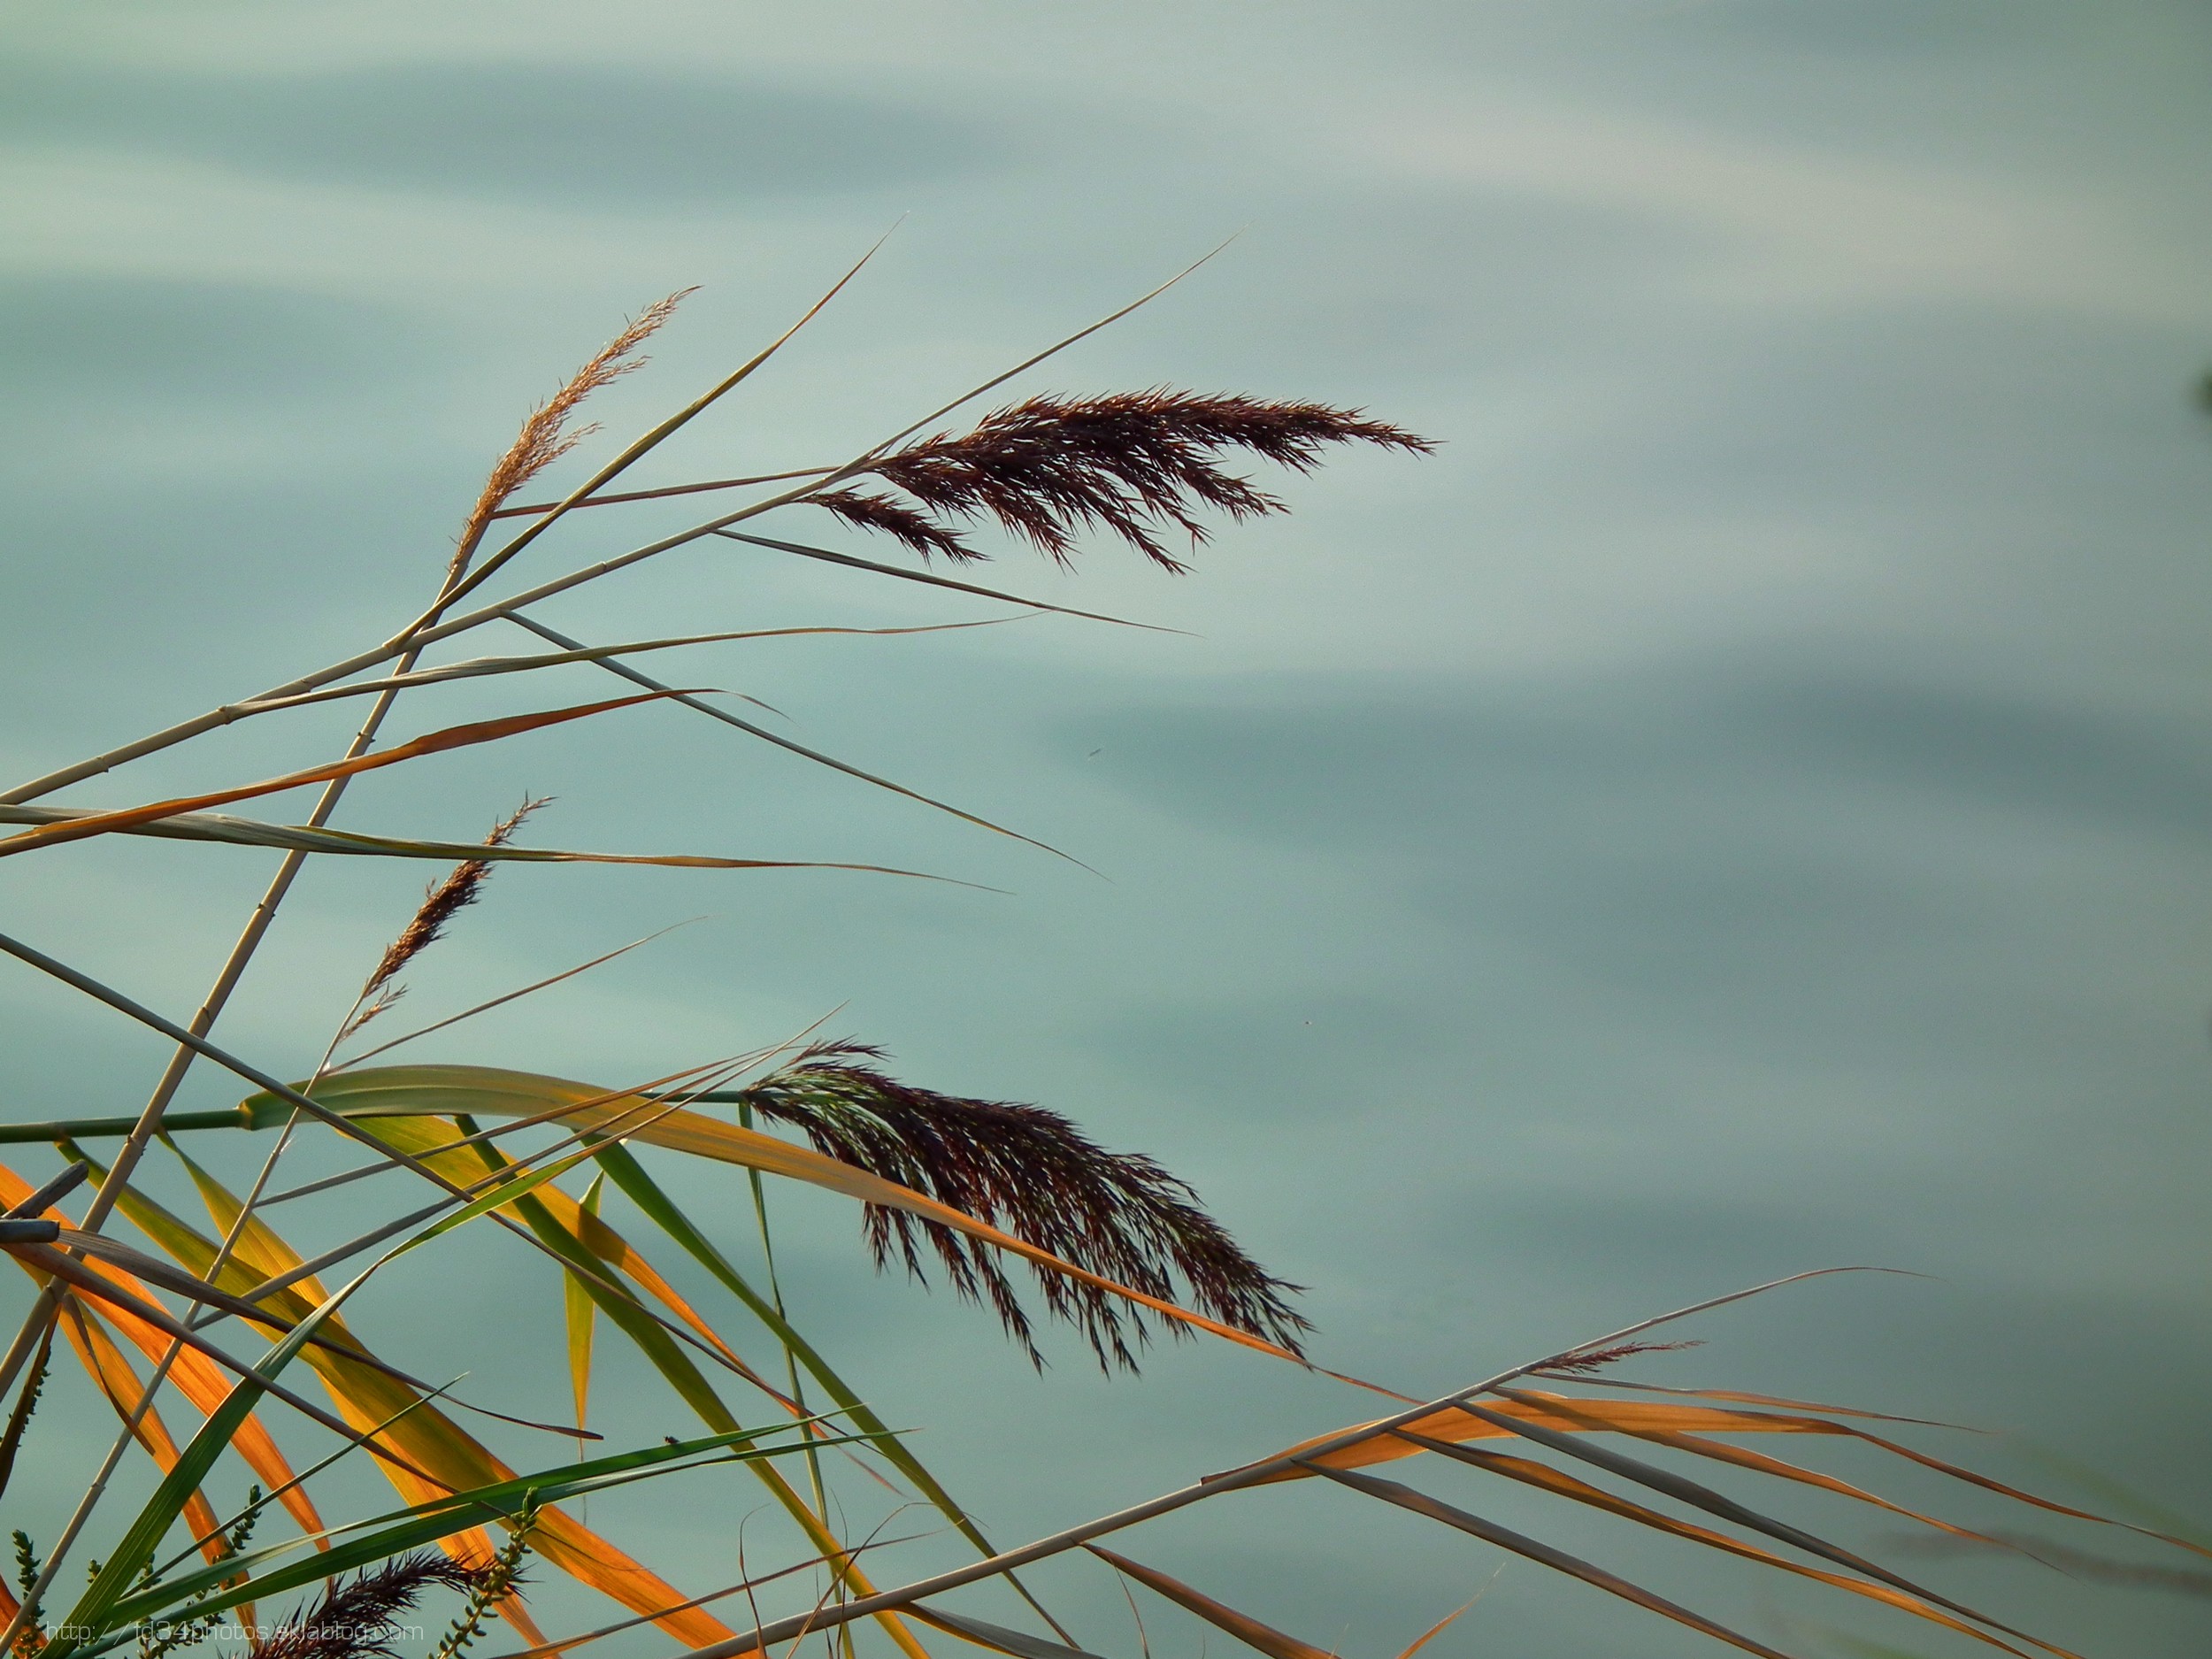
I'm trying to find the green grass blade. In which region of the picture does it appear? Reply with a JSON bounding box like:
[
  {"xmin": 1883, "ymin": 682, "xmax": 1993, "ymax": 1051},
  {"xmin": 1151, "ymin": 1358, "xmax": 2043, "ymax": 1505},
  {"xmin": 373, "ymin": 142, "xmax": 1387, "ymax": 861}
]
[
  {"xmin": 92, "ymin": 1429, "xmax": 846, "ymax": 1652},
  {"xmin": 586, "ymin": 1139, "xmax": 1076, "ymax": 1640},
  {"xmin": 44, "ymin": 1266, "xmax": 372, "ymax": 1659}
]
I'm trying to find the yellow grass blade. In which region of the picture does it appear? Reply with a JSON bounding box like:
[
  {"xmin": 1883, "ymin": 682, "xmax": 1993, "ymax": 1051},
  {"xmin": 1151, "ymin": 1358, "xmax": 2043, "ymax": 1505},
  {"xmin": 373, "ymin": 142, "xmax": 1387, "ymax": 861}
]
[
  {"xmin": 567, "ymin": 1173, "xmax": 604, "ymax": 1434},
  {"xmin": 349, "ymin": 1114, "xmax": 937, "ymax": 1659},
  {"xmin": 114, "ymin": 1161, "xmax": 736, "ymax": 1647}
]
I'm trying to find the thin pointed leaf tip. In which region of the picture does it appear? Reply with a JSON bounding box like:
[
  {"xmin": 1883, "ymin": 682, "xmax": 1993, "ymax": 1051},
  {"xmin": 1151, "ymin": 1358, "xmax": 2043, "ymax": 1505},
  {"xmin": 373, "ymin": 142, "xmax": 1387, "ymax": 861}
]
[
  {"xmin": 732, "ymin": 1041, "xmax": 1310, "ymax": 1370},
  {"xmin": 812, "ymin": 389, "xmax": 1433, "ymax": 571}
]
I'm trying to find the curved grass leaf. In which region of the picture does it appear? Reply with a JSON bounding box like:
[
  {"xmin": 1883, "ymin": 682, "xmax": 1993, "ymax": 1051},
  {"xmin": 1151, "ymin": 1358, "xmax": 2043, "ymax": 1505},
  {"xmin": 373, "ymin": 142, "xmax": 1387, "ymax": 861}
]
[
  {"xmin": 53, "ymin": 1302, "xmax": 228, "ymax": 1567},
  {"xmin": 42, "ymin": 1248, "xmax": 373, "ymax": 1659},
  {"xmin": 908, "ymin": 1605, "xmax": 1105, "ymax": 1659}
]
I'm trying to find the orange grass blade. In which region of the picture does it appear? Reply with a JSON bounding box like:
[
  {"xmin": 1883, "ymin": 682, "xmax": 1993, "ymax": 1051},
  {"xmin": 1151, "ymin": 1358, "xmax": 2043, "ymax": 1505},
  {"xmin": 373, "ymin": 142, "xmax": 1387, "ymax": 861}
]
[
  {"xmin": 1540, "ymin": 1377, "xmax": 1967, "ymax": 1429},
  {"xmin": 1258, "ymin": 1395, "xmax": 1834, "ymax": 1484},
  {"xmin": 120, "ymin": 1164, "xmax": 740, "ymax": 1647},
  {"xmin": 1248, "ymin": 1388, "xmax": 2046, "ymax": 1563},
  {"xmin": 0, "ymin": 692, "xmax": 688, "ymax": 858},
  {"xmin": 1424, "ymin": 1403, "xmax": 2044, "ymax": 1647},
  {"xmin": 56, "ymin": 1301, "xmax": 227, "ymax": 1565},
  {"xmin": 0, "ymin": 1161, "xmax": 326, "ymax": 1541},
  {"xmin": 0, "ymin": 804, "xmax": 969, "ymax": 884},
  {"xmin": 1491, "ymin": 1387, "xmax": 2212, "ymax": 1563},
  {"xmin": 1394, "ymin": 1598, "xmax": 1477, "ymax": 1659}
]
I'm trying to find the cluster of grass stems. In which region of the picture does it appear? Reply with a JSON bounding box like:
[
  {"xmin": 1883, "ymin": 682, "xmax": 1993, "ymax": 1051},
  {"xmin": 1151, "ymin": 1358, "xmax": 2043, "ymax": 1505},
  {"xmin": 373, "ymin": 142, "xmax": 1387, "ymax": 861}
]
[{"xmin": 0, "ymin": 249, "xmax": 2193, "ymax": 1659}]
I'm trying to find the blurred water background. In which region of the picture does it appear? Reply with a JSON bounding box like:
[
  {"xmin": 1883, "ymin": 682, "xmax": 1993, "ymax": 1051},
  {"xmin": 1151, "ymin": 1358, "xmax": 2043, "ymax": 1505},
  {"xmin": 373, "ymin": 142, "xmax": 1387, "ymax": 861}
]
[{"xmin": 3, "ymin": 4, "xmax": 2210, "ymax": 1655}]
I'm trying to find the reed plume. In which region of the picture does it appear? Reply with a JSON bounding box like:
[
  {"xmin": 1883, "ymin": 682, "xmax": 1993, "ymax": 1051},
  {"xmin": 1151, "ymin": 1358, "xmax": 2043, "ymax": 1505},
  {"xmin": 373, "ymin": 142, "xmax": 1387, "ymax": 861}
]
[
  {"xmin": 813, "ymin": 389, "xmax": 1433, "ymax": 571},
  {"xmin": 1532, "ymin": 1340, "xmax": 1701, "ymax": 1377},
  {"xmin": 336, "ymin": 797, "xmax": 547, "ymax": 1047},
  {"xmin": 245, "ymin": 1555, "xmax": 489, "ymax": 1659},
  {"xmin": 449, "ymin": 291, "xmax": 692, "ymax": 564},
  {"xmin": 733, "ymin": 1041, "xmax": 1309, "ymax": 1371}
]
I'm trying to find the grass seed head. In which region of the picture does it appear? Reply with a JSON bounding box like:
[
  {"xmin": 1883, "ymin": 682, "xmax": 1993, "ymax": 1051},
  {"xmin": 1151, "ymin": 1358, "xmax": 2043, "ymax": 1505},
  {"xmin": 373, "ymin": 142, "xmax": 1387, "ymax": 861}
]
[{"xmin": 814, "ymin": 388, "xmax": 1433, "ymax": 571}]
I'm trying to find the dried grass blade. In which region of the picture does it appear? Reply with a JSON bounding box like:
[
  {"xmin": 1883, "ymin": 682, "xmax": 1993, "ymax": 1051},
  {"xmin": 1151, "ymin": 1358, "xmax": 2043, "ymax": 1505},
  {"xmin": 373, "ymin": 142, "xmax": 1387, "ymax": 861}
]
[
  {"xmin": 334, "ymin": 926, "xmax": 690, "ymax": 1072},
  {"xmin": 244, "ymin": 619, "xmax": 1018, "ymax": 716},
  {"xmin": 1087, "ymin": 1548, "xmax": 1330, "ymax": 1659},
  {"xmin": 1536, "ymin": 1376, "xmax": 1968, "ymax": 1429},
  {"xmin": 1429, "ymin": 1404, "xmax": 2038, "ymax": 1644},
  {"xmin": 0, "ymin": 692, "xmax": 689, "ymax": 858},
  {"xmin": 490, "ymin": 465, "xmax": 842, "ymax": 519},
  {"xmin": 1492, "ymin": 1386, "xmax": 2212, "ymax": 1563},
  {"xmin": 1406, "ymin": 1439, "xmax": 2051, "ymax": 1659},
  {"xmin": 1393, "ymin": 1598, "xmax": 1477, "ymax": 1659},
  {"xmin": 502, "ymin": 613, "xmax": 1085, "ymax": 867},
  {"xmin": 1302, "ymin": 1463, "xmax": 1799, "ymax": 1659},
  {"xmin": 906, "ymin": 1607, "xmax": 1104, "ymax": 1659},
  {"xmin": 0, "ymin": 805, "xmax": 965, "ymax": 883},
  {"xmin": 715, "ymin": 531, "xmax": 1174, "ymax": 630}
]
